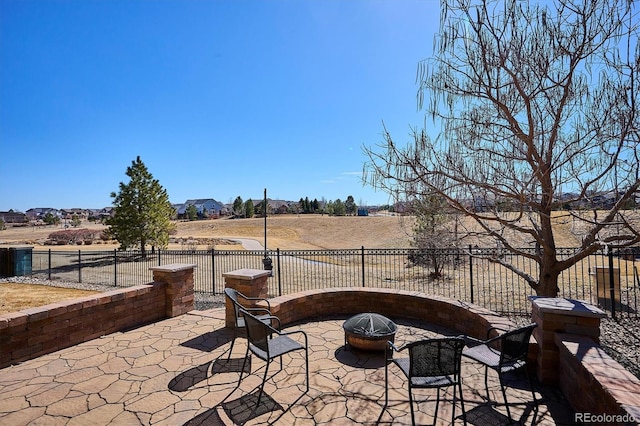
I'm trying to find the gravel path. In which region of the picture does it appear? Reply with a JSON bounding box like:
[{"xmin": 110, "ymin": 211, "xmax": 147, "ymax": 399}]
[{"xmin": 2, "ymin": 275, "xmax": 638, "ymax": 380}]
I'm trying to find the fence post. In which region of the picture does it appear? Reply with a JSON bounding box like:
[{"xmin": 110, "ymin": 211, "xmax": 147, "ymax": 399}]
[
  {"xmin": 361, "ymin": 246, "xmax": 366, "ymax": 287},
  {"xmin": 114, "ymin": 249, "xmax": 117, "ymax": 287},
  {"xmin": 78, "ymin": 250, "xmax": 82, "ymax": 283},
  {"xmin": 468, "ymin": 245, "xmax": 474, "ymax": 304},
  {"xmin": 608, "ymin": 249, "xmax": 616, "ymax": 319},
  {"xmin": 158, "ymin": 250, "xmax": 161, "ymax": 266},
  {"xmin": 275, "ymin": 248, "xmax": 282, "ymax": 296},
  {"xmin": 211, "ymin": 248, "xmax": 216, "ymax": 294},
  {"xmin": 48, "ymin": 249, "xmax": 51, "ymax": 280}
]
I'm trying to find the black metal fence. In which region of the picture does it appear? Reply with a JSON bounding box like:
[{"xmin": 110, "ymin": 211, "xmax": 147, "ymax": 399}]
[{"xmin": 29, "ymin": 247, "xmax": 639, "ymax": 317}]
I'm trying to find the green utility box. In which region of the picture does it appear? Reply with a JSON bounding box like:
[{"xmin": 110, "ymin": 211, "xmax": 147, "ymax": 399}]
[{"xmin": 0, "ymin": 246, "xmax": 33, "ymax": 277}]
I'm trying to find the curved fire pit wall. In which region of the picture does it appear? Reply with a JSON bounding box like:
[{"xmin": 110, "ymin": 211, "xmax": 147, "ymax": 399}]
[{"xmin": 263, "ymin": 287, "xmax": 515, "ymax": 342}]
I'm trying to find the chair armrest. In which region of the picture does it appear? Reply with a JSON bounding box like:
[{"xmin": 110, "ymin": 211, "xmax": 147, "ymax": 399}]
[
  {"xmin": 486, "ymin": 325, "xmax": 511, "ymax": 339},
  {"xmin": 265, "ymin": 315, "xmax": 281, "ymax": 329},
  {"xmin": 237, "ymin": 294, "xmax": 271, "ymax": 310},
  {"xmin": 244, "ymin": 307, "xmax": 271, "ymax": 316},
  {"xmin": 387, "ymin": 341, "xmax": 402, "ymax": 352},
  {"xmin": 463, "ymin": 335, "xmax": 486, "ymax": 347}
]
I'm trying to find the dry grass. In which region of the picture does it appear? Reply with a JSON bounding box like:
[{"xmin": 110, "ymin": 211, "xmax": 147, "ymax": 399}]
[
  {"xmin": 0, "ymin": 214, "xmax": 415, "ymax": 250},
  {"xmin": 0, "ymin": 283, "xmax": 98, "ymax": 315}
]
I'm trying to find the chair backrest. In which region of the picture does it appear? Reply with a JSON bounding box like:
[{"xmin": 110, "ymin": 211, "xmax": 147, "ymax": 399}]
[
  {"xmin": 498, "ymin": 323, "xmax": 537, "ymax": 364},
  {"xmin": 407, "ymin": 337, "xmax": 465, "ymax": 378},
  {"xmin": 241, "ymin": 308, "xmax": 272, "ymax": 356},
  {"xmin": 224, "ymin": 288, "xmax": 243, "ymax": 320}
]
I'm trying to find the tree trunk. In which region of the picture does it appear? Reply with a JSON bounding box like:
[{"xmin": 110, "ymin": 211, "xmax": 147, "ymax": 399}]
[
  {"xmin": 140, "ymin": 238, "xmax": 146, "ymax": 258},
  {"xmin": 537, "ymin": 262, "xmax": 561, "ymax": 297}
]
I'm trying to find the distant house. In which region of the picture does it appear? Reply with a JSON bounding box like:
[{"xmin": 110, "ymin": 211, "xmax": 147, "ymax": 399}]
[
  {"xmin": 60, "ymin": 208, "xmax": 91, "ymax": 220},
  {"xmin": 0, "ymin": 211, "xmax": 28, "ymax": 224},
  {"xmin": 177, "ymin": 199, "xmax": 224, "ymax": 219},
  {"xmin": 98, "ymin": 207, "xmax": 114, "ymax": 220},
  {"xmin": 253, "ymin": 199, "xmax": 292, "ymax": 215},
  {"xmin": 25, "ymin": 208, "xmax": 62, "ymax": 221}
]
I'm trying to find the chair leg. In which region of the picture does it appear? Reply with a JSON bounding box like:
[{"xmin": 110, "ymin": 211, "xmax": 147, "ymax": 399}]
[
  {"xmin": 458, "ymin": 381, "xmax": 467, "ymax": 425},
  {"xmin": 256, "ymin": 360, "xmax": 271, "ymax": 407},
  {"xmin": 498, "ymin": 373, "xmax": 514, "ymax": 424},
  {"xmin": 227, "ymin": 328, "xmax": 237, "ymax": 361},
  {"xmin": 305, "ymin": 347, "xmax": 309, "ymax": 394},
  {"xmin": 484, "ymin": 366, "xmax": 490, "ymax": 402},
  {"xmin": 384, "ymin": 361, "xmax": 389, "ymax": 407},
  {"xmin": 433, "ymin": 387, "xmax": 440, "ymax": 426},
  {"xmin": 408, "ymin": 384, "xmax": 416, "ymax": 426},
  {"xmin": 238, "ymin": 347, "xmax": 249, "ymax": 386}
]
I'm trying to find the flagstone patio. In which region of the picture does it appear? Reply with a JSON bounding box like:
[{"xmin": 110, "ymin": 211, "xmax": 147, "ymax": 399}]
[{"xmin": 0, "ymin": 308, "xmax": 576, "ymax": 425}]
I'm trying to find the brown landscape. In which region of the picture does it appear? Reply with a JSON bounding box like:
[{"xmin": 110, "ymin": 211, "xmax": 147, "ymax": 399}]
[
  {"xmin": 1, "ymin": 212, "xmax": 637, "ymax": 315},
  {"xmin": 0, "ymin": 215, "xmax": 413, "ymax": 314}
]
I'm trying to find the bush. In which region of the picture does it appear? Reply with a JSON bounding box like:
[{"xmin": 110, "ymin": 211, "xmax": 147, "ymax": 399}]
[{"xmin": 47, "ymin": 229, "xmax": 100, "ymax": 245}]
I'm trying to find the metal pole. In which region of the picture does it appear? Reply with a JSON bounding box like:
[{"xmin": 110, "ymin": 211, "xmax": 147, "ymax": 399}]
[
  {"xmin": 469, "ymin": 245, "xmax": 474, "ymax": 304},
  {"xmin": 608, "ymin": 249, "xmax": 616, "ymax": 319},
  {"xmin": 262, "ymin": 188, "xmax": 273, "ymax": 275},
  {"xmin": 361, "ymin": 246, "xmax": 366, "ymax": 287},
  {"xmin": 114, "ymin": 249, "xmax": 117, "ymax": 287}
]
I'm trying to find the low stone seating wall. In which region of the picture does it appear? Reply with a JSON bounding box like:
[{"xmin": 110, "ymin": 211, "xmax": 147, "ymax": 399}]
[
  {"xmin": 263, "ymin": 287, "xmax": 515, "ymax": 340},
  {"xmin": 0, "ymin": 264, "xmax": 196, "ymax": 369},
  {"xmin": 556, "ymin": 333, "xmax": 640, "ymax": 424}
]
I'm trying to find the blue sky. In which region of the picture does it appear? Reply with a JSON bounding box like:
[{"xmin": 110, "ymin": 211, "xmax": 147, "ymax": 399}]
[{"xmin": 1, "ymin": 0, "xmax": 439, "ymax": 212}]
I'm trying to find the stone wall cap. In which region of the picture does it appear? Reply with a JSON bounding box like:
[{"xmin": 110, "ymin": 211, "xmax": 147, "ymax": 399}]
[
  {"xmin": 149, "ymin": 264, "xmax": 197, "ymax": 273},
  {"xmin": 223, "ymin": 268, "xmax": 271, "ymax": 280},
  {"xmin": 529, "ymin": 296, "xmax": 606, "ymax": 318}
]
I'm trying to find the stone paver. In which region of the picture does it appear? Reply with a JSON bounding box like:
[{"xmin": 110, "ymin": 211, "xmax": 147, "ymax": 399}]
[{"xmin": 0, "ymin": 309, "xmax": 576, "ymax": 425}]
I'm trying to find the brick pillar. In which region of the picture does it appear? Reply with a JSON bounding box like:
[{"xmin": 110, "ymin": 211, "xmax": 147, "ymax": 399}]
[
  {"xmin": 222, "ymin": 268, "xmax": 271, "ymax": 328},
  {"xmin": 530, "ymin": 296, "xmax": 606, "ymax": 385},
  {"xmin": 150, "ymin": 263, "xmax": 196, "ymax": 317}
]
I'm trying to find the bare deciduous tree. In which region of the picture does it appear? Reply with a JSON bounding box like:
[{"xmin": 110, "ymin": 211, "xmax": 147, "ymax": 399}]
[{"xmin": 364, "ymin": 0, "xmax": 640, "ymax": 296}]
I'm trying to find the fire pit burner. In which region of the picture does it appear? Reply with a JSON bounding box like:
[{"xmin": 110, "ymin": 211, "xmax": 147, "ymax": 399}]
[{"xmin": 343, "ymin": 313, "xmax": 397, "ymax": 352}]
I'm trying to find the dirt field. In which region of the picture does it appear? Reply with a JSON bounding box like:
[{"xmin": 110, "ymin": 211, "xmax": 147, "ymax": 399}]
[{"xmin": 0, "ymin": 214, "xmax": 415, "ymax": 250}]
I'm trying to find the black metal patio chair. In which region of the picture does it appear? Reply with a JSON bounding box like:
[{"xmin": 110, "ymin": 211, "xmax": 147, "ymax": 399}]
[
  {"xmin": 238, "ymin": 307, "xmax": 309, "ymax": 407},
  {"xmin": 224, "ymin": 287, "xmax": 278, "ymax": 360},
  {"xmin": 462, "ymin": 323, "xmax": 538, "ymax": 424},
  {"xmin": 385, "ymin": 337, "xmax": 467, "ymax": 425}
]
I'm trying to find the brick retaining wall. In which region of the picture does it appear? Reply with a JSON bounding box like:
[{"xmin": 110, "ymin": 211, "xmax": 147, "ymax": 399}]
[
  {"xmin": 556, "ymin": 333, "xmax": 640, "ymax": 424},
  {"xmin": 0, "ymin": 263, "xmax": 195, "ymax": 369}
]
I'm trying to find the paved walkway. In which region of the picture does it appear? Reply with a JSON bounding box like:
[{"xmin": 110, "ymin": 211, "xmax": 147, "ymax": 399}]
[{"xmin": 0, "ymin": 309, "xmax": 576, "ymax": 425}]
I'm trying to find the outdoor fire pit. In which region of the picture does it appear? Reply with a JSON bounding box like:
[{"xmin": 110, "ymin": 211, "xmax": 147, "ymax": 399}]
[{"xmin": 343, "ymin": 312, "xmax": 397, "ymax": 351}]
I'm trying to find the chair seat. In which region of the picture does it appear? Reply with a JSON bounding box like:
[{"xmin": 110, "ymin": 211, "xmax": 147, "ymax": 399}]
[
  {"xmin": 463, "ymin": 345, "xmax": 526, "ymax": 373},
  {"xmin": 394, "ymin": 358, "xmax": 457, "ymax": 388},
  {"xmin": 249, "ymin": 335, "xmax": 305, "ymax": 362}
]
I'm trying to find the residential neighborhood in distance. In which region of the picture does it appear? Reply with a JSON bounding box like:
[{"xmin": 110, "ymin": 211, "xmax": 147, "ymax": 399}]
[
  {"xmin": 2, "ymin": 190, "xmax": 635, "ymax": 225},
  {"xmin": 0, "ymin": 197, "xmax": 382, "ymax": 225}
]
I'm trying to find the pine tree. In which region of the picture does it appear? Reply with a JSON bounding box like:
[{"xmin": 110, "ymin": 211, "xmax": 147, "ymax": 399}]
[{"xmin": 106, "ymin": 156, "xmax": 175, "ymax": 257}]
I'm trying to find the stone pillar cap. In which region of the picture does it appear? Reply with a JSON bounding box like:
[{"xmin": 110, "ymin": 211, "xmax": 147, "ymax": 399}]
[
  {"xmin": 149, "ymin": 264, "xmax": 197, "ymax": 273},
  {"xmin": 223, "ymin": 268, "xmax": 271, "ymax": 280},
  {"xmin": 529, "ymin": 296, "xmax": 606, "ymax": 318}
]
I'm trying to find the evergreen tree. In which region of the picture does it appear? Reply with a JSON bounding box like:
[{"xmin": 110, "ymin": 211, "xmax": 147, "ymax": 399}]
[
  {"xmin": 245, "ymin": 199, "xmax": 255, "ymax": 218},
  {"xmin": 233, "ymin": 196, "xmax": 244, "ymax": 217},
  {"xmin": 345, "ymin": 195, "xmax": 357, "ymax": 216},
  {"xmin": 333, "ymin": 199, "xmax": 346, "ymax": 216},
  {"xmin": 186, "ymin": 204, "xmax": 198, "ymax": 221},
  {"xmin": 106, "ymin": 156, "xmax": 175, "ymax": 257}
]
